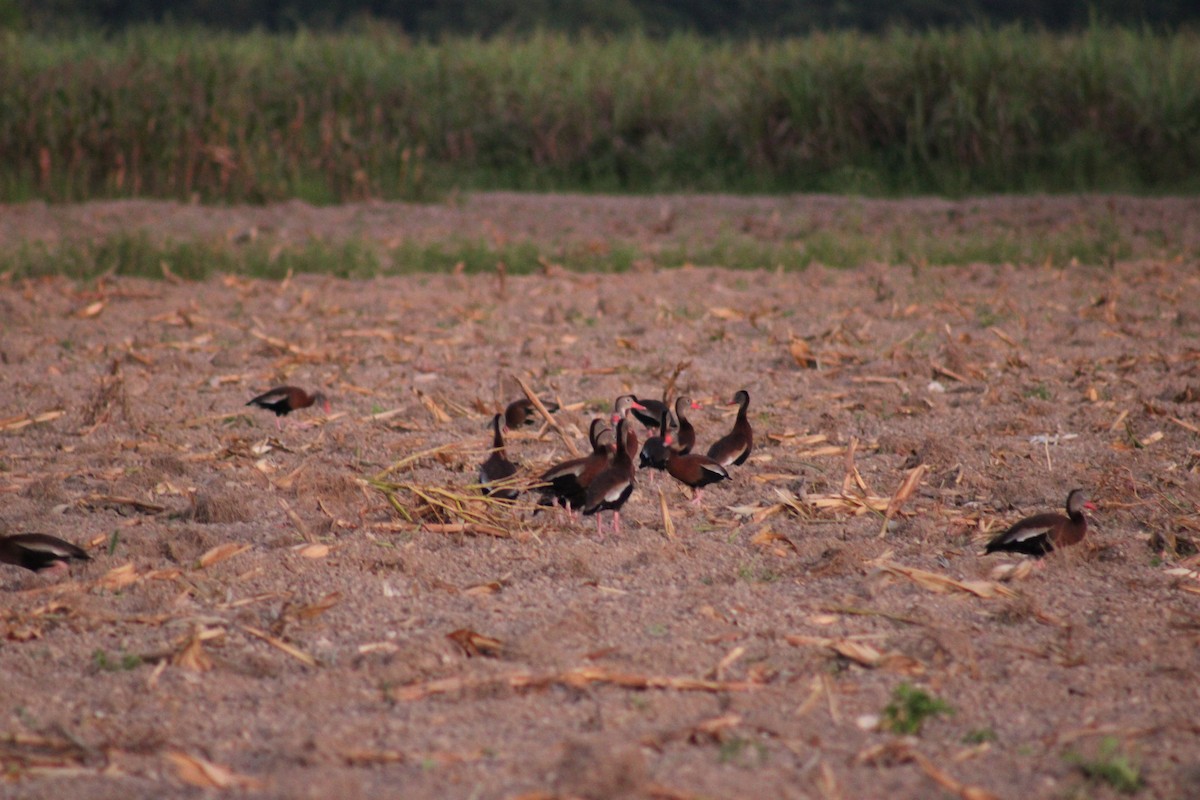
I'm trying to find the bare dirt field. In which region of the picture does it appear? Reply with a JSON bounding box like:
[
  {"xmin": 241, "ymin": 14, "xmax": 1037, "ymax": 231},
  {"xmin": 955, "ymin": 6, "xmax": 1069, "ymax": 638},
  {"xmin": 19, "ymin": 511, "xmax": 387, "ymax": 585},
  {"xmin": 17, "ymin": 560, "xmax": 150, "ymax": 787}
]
[{"xmin": 2, "ymin": 194, "xmax": 1200, "ymax": 800}]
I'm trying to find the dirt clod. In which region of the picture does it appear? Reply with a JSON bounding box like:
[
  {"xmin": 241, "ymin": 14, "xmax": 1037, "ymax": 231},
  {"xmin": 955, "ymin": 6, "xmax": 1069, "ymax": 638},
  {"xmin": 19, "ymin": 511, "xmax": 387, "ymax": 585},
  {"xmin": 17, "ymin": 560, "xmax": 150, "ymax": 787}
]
[{"xmin": 551, "ymin": 738, "xmax": 649, "ymax": 800}]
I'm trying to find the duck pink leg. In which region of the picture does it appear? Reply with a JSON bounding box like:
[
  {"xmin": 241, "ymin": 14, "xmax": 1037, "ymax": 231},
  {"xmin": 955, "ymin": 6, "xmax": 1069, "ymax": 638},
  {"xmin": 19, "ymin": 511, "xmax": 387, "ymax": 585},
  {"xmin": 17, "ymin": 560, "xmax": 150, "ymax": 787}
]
[
  {"xmin": 690, "ymin": 489, "xmax": 704, "ymax": 506},
  {"xmin": 37, "ymin": 561, "xmax": 70, "ymax": 578},
  {"xmin": 612, "ymin": 511, "xmax": 621, "ymax": 537}
]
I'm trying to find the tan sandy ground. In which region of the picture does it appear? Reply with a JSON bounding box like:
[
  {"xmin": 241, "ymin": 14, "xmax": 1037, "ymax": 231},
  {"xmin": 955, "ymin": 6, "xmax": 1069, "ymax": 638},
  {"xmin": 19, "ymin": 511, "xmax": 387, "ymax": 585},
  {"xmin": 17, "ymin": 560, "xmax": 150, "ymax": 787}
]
[{"xmin": 1, "ymin": 195, "xmax": 1200, "ymax": 800}]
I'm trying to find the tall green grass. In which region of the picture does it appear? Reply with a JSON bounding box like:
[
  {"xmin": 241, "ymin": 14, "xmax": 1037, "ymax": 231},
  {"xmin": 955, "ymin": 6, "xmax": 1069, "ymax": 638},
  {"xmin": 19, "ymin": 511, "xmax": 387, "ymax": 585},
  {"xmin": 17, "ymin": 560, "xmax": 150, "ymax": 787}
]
[{"xmin": 1, "ymin": 25, "xmax": 1198, "ymax": 201}]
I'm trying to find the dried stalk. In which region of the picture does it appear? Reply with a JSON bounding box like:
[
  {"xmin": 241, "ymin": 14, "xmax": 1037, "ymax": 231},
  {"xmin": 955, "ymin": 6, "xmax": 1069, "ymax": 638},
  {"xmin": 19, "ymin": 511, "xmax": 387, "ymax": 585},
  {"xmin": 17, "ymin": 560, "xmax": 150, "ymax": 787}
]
[
  {"xmin": 512, "ymin": 374, "xmax": 579, "ymax": 457},
  {"xmin": 391, "ymin": 665, "xmax": 763, "ymax": 701}
]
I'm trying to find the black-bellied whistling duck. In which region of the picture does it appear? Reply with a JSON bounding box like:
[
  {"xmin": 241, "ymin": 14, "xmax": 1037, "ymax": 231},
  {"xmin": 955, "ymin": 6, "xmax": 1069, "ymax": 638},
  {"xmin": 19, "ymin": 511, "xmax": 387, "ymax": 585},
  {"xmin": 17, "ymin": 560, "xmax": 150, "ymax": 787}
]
[
  {"xmin": 985, "ymin": 489, "xmax": 1096, "ymax": 557},
  {"xmin": 630, "ymin": 396, "xmax": 672, "ymax": 432},
  {"xmin": 537, "ymin": 419, "xmax": 614, "ymax": 512},
  {"xmin": 638, "ymin": 407, "xmax": 676, "ymax": 471},
  {"xmin": 0, "ymin": 533, "xmax": 91, "ymax": 574},
  {"xmin": 583, "ymin": 417, "xmax": 638, "ymax": 537},
  {"xmin": 247, "ymin": 386, "xmax": 331, "ymax": 430},
  {"xmin": 611, "ymin": 395, "xmax": 646, "ymax": 425},
  {"xmin": 674, "ymin": 395, "xmax": 701, "ymax": 455},
  {"xmin": 706, "ymin": 389, "xmax": 753, "ymax": 467},
  {"xmin": 504, "ymin": 396, "xmax": 561, "ymax": 429},
  {"xmin": 665, "ymin": 449, "xmax": 730, "ymax": 505},
  {"xmin": 479, "ymin": 414, "xmax": 520, "ymax": 500}
]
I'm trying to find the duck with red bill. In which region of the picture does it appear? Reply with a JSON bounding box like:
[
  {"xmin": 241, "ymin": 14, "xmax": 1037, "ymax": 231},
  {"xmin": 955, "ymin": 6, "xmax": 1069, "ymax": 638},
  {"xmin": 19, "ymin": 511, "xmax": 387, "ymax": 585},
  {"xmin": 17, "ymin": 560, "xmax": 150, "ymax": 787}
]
[{"xmin": 984, "ymin": 489, "xmax": 1097, "ymax": 556}]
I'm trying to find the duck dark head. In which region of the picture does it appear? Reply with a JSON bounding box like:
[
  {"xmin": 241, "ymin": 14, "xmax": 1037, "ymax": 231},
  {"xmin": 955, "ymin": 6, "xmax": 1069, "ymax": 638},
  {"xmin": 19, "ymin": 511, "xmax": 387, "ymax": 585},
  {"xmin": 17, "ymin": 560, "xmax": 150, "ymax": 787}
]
[
  {"xmin": 1066, "ymin": 488, "xmax": 1096, "ymax": 518},
  {"xmin": 594, "ymin": 426, "xmax": 615, "ymax": 451},
  {"xmin": 490, "ymin": 413, "xmax": 508, "ymax": 438},
  {"xmin": 587, "ymin": 418, "xmax": 612, "ymax": 449},
  {"xmin": 505, "ymin": 396, "xmax": 560, "ymax": 428},
  {"xmin": 611, "ymin": 395, "xmax": 646, "ymax": 424}
]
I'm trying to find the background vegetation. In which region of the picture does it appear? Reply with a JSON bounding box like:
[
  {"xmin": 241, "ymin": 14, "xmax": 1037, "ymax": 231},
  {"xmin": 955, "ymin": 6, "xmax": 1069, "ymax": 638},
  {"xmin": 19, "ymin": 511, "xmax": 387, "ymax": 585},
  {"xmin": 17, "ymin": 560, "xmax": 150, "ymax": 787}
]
[
  {"xmin": 8, "ymin": 0, "xmax": 1199, "ymax": 36},
  {"xmin": 2, "ymin": 24, "xmax": 1198, "ymax": 202}
]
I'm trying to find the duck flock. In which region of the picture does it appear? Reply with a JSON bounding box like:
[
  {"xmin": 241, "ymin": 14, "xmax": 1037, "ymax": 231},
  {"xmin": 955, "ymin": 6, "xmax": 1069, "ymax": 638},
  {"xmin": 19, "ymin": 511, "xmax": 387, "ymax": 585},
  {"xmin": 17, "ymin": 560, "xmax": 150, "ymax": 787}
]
[
  {"xmin": 1, "ymin": 382, "xmax": 1094, "ymax": 576},
  {"xmin": 477, "ymin": 388, "xmax": 1092, "ymax": 553},
  {"xmin": 480, "ymin": 390, "xmax": 753, "ymax": 538}
]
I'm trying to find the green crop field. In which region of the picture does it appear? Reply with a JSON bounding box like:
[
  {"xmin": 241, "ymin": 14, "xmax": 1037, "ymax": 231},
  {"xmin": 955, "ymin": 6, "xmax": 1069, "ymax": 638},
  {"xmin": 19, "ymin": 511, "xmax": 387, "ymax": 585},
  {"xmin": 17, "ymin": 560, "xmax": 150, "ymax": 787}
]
[{"xmin": 1, "ymin": 25, "xmax": 1198, "ymax": 203}]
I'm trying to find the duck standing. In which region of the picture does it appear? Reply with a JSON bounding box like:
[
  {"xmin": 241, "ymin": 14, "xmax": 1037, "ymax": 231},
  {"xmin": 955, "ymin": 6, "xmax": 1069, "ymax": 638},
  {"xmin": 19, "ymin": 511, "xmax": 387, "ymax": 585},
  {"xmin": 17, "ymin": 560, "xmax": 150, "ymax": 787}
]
[
  {"xmin": 665, "ymin": 449, "xmax": 730, "ymax": 506},
  {"xmin": 537, "ymin": 419, "xmax": 614, "ymax": 513},
  {"xmin": 479, "ymin": 414, "xmax": 520, "ymax": 501},
  {"xmin": 629, "ymin": 396, "xmax": 671, "ymax": 433},
  {"xmin": 583, "ymin": 417, "xmax": 638, "ymax": 537},
  {"xmin": 638, "ymin": 408, "xmax": 676, "ymax": 472},
  {"xmin": 706, "ymin": 389, "xmax": 753, "ymax": 468},
  {"xmin": 673, "ymin": 395, "xmax": 701, "ymax": 455}
]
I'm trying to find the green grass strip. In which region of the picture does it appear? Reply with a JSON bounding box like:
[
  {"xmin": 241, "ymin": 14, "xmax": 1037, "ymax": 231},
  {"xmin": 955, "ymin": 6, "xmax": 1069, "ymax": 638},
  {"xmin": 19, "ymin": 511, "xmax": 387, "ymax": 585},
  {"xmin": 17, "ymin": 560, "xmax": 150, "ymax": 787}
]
[{"xmin": 0, "ymin": 216, "xmax": 1181, "ymax": 281}]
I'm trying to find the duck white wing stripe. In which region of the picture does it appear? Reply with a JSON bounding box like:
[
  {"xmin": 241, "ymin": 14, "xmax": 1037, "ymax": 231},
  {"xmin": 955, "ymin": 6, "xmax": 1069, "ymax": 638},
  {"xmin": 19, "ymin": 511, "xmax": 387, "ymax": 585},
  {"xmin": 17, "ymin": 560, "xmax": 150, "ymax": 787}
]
[
  {"xmin": 1010, "ymin": 525, "xmax": 1053, "ymax": 542},
  {"xmin": 603, "ymin": 481, "xmax": 630, "ymax": 502}
]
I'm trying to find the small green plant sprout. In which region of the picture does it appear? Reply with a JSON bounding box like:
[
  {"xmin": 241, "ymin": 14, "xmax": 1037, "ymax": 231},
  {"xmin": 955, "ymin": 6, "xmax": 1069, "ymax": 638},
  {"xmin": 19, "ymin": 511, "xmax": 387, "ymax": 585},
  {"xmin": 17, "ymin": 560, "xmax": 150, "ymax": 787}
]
[
  {"xmin": 1023, "ymin": 382, "xmax": 1052, "ymax": 401},
  {"xmin": 92, "ymin": 649, "xmax": 141, "ymax": 672},
  {"xmin": 1065, "ymin": 737, "xmax": 1143, "ymax": 794},
  {"xmin": 717, "ymin": 736, "xmax": 767, "ymax": 766},
  {"xmin": 963, "ymin": 727, "xmax": 997, "ymax": 744},
  {"xmin": 975, "ymin": 304, "xmax": 1001, "ymax": 327},
  {"xmin": 737, "ymin": 563, "xmax": 780, "ymax": 583},
  {"xmin": 881, "ymin": 683, "xmax": 952, "ymax": 735}
]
